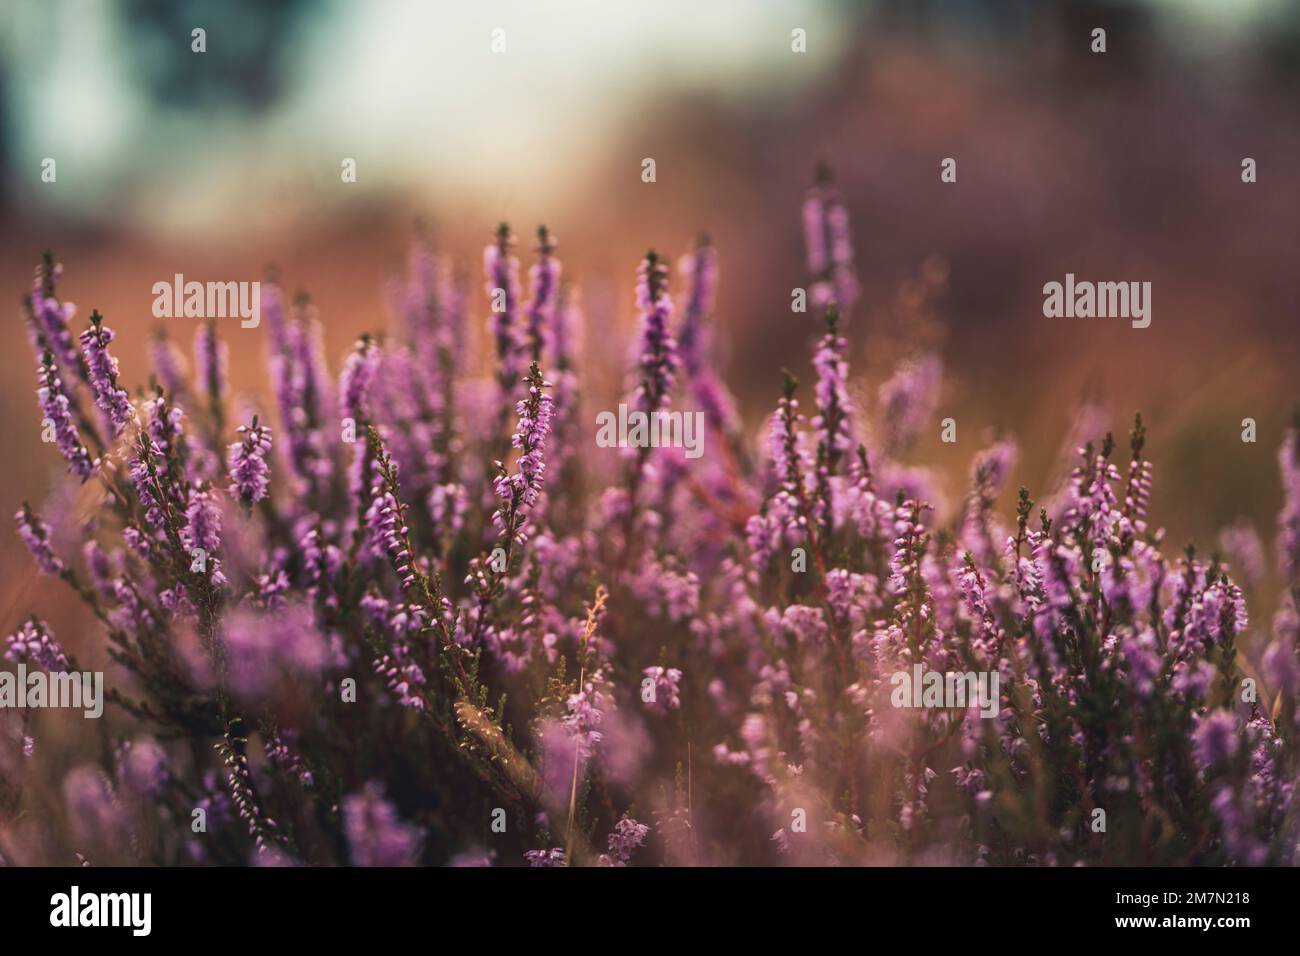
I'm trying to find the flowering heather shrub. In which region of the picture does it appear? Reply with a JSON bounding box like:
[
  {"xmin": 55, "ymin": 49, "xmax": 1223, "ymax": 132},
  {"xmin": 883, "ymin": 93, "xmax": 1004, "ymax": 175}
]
[{"xmin": 4, "ymin": 178, "xmax": 1299, "ymax": 867}]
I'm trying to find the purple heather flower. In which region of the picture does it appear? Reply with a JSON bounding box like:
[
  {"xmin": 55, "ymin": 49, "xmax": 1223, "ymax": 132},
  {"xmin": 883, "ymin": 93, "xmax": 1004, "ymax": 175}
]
[
  {"xmin": 269, "ymin": 304, "xmax": 331, "ymax": 499},
  {"xmin": 0, "ymin": 709, "xmax": 35, "ymax": 769},
  {"xmin": 770, "ymin": 604, "xmax": 829, "ymax": 647},
  {"xmin": 108, "ymin": 577, "xmax": 154, "ymax": 635},
  {"xmin": 370, "ymin": 601, "xmax": 430, "ymax": 710},
  {"xmin": 878, "ymin": 354, "xmax": 942, "ymax": 454},
  {"xmin": 525, "ymin": 848, "xmax": 566, "ymax": 867},
  {"xmin": 630, "ymin": 561, "xmax": 699, "ymax": 623},
  {"xmin": 971, "ymin": 437, "xmax": 1018, "ymax": 498},
  {"xmin": 1193, "ymin": 710, "xmax": 1239, "ymax": 770},
  {"xmin": 492, "ymin": 366, "xmax": 555, "ymax": 543},
  {"xmin": 82, "ymin": 539, "xmax": 115, "ymax": 593},
  {"xmin": 1171, "ymin": 659, "xmax": 1215, "ymax": 701},
  {"xmin": 364, "ymin": 447, "xmax": 430, "ymax": 593},
  {"xmin": 264, "ymin": 731, "xmax": 315, "ymax": 788},
  {"xmin": 373, "ymin": 636, "xmax": 428, "ymax": 711},
  {"xmin": 551, "ymin": 287, "xmax": 583, "ymax": 368},
  {"xmin": 771, "ymin": 827, "xmax": 791, "ymax": 855},
  {"xmin": 554, "ymin": 670, "xmax": 611, "ymax": 777},
  {"xmin": 254, "ymin": 568, "xmax": 292, "ymax": 609},
  {"xmin": 193, "ymin": 770, "xmax": 233, "ymax": 835},
  {"xmin": 185, "ymin": 487, "xmax": 223, "ymax": 556},
  {"xmin": 63, "ymin": 766, "xmax": 126, "ymax": 845},
  {"xmin": 366, "ymin": 478, "xmax": 408, "ymax": 578},
  {"xmin": 802, "ymin": 189, "xmax": 829, "ymax": 277},
  {"xmin": 261, "ymin": 282, "xmax": 290, "ymax": 356},
  {"xmin": 961, "ymin": 437, "xmax": 1019, "ymax": 565},
  {"xmin": 485, "ymin": 224, "xmax": 524, "ymax": 403},
  {"xmin": 524, "ymin": 226, "xmax": 561, "ymax": 362},
  {"xmin": 827, "ymin": 568, "xmax": 876, "ymax": 632},
  {"xmin": 1210, "ymin": 784, "xmax": 1268, "ymax": 866},
  {"xmin": 222, "ymin": 603, "xmax": 326, "ymax": 699},
  {"xmin": 427, "ymin": 482, "xmax": 468, "ymax": 535},
  {"xmin": 300, "ymin": 525, "xmax": 343, "ymax": 602},
  {"xmin": 691, "ymin": 367, "xmax": 743, "ymax": 443},
  {"xmin": 1217, "ymin": 519, "xmax": 1267, "ymax": 592},
  {"xmin": 888, "ymin": 502, "xmax": 930, "ymax": 597},
  {"xmin": 150, "ymin": 331, "xmax": 190, "ymax": 400},
  {"xmin": 812, "ymin": 312, "xmax": 853, "ymax": 463},
  {"xmin": 538, "ymin": 717, "xmax": 586, "ymax": 808},
  {"xmin": 339, "ymin": 334, "xmax": 379, "ymax": 423},
  {"xmin": 764, "ymin": 396, "xmax": 805, "ymax": 496},
  {"xmin": 117, "ymin": 738, "xmax": 170, "ymax": 797},
  {"xmin": 344, "ymin": 782, "xmax": 423, "ymax": 866},
  {"xmin": 603, "ymin": 816, "xmax": 650, "ymax": 866},
  {"xmin": 30, "ymin": 256, "xmax": 81, "ymax": 372},
  {"xmin": 668, "ymin": 239, "xmax": 742, "ymax": 451},
  {"xmin": 128, "ymin": 442, "xmax": 170, "ymax": 536},
  {"xmin": 228, "ymin": 419, "xmax": 272, "ymax": 507},
  {"xmin": 5, "ymin": 619, "xmax": 69, "ymax": 671},
  {"xmin": 676, "ymin": 236, "xmax": 718, "ymax": 378},
  {"xmin": 1278, "ymin": 429, "xmax": 1300, "ymax": 584},
  {"xmin": 642, "ymin": 665, "xmax": 682, "ymax": 712},
  {"xmin": 1122, "ymin": 455, "xmax": 1154, "ymax": 536},
  {"xmin": 144, "ymin": 392, "xmax": 185, "ymax": 457},
  {"xmin": 877, "ymin": 462, "xmax": 945, "ymax": 520},
  {"xmin": 801, "ymin": 171, "xmax": 860, "ymax": 315},
  {"xmin": 1182, "ymin": 578, "xmax": 1248, "ymax": 653},
  {"xmin": 35, "ymin": 349, "xmax": 96, "ymax": 482},
  {"xmin": 195, "ymin": 319, "xmax": 229, "ymax": 408},
  {"xmin": 291, "ymin": 311, "xmax": 331, "ymax": 422},
  {"xmin": 1121, "ymin": 629, "xmax": 1161, "ymax": 698},
  {"xmin": 79, "ymin": 312, "xmax": 135, "ymax": 434},
  {"xmin": 15, "ymin": 503, "xmax": 64, "ymax": 576},
  {"xmin": 632, "ymin": 252, "xmax": 679, "ymax": 419},
  {"xmin": 390, "ymin": 240, "xmax": 442, "ymax": 360},
  {"xmin": 1262, "ymin": 630, "xmax": 1299, "ymax": 700},
  {"xmin": 183, "ymin": 487, "xmax": 226, "ymax": 586}
]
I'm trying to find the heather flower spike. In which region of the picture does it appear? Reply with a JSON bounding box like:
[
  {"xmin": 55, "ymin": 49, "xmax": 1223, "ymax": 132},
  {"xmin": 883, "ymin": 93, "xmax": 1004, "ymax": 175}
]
[
  {"xmin": 525, "ymin": 225, "xmax": 561, "ymax": 363},
  {"xmin": 30, "ymin": 252, "xmax": 82, "ymax": 374},
  {"xmin": 195, "ymin": 318, "xmax": 229, "ymax": 427},
  {"xmin": 15, "ymin": 502, "xmax": 65, "ymax": 576},
  {"xmin": 486, "ymin": 222, "xmax": 524, "ymax": 439},
  {"xmin": 228, "ymin": 417, "xmax": 272, "ymax": 508},
  {"xmin": 813, "ymin": 306, "xmax": 850, "ymax": 450},
  {"xmin": 621, "ymin": 250, "xmax": 679, "ymax": 513},
  {"xmin": 802, "ymin": 163, "xmax": 860, "ymax": 318},
  {"xmin": 35, "ymin": 347, "xmax": 97, "ymax": 482},
  {"xmin": 80, "ymin": 310, "xmax": 136, "ymax": 435}
]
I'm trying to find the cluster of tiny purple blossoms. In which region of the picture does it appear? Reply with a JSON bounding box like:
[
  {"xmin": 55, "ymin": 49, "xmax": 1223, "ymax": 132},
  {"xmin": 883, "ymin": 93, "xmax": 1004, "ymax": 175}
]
[{"xmin": 5, "ymin": 172, "xmax": 1299, "ymax": 867}]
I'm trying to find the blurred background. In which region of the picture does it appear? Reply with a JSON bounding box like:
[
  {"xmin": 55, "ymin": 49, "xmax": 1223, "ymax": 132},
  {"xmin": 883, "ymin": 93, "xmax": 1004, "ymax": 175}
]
[{"xmin": 3, "ymin": 0, "xmax": 1300, "ymax": 647}]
